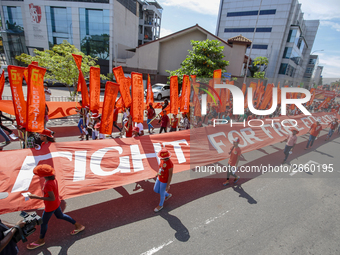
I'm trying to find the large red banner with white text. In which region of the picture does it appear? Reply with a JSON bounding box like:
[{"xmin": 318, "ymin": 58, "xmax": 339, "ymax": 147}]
[{"xmin": 0, "ymin": 112, "xmax": 338, "ymax": 214}]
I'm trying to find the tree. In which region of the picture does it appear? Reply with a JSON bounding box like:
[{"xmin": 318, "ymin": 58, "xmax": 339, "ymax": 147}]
[
  {"xmin": 81, "ymin": 34, "xmax": 110, "ymax": 60},
  {"xmin": 15, "ymin": 41, "xmax": 108, "ymax": 96},
  {"xmin": 166, "ymin": 39, "xmax": 229, "ymax": 84},
  {"xmin": 249, "ymin": 56, "xmax": 268, "ymax": 79}
]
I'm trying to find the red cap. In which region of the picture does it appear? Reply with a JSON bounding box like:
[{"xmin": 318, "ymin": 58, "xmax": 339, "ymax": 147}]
[
  {"xmin": 149, "ymin": 103, "xmax": 153, "ymax": 106},
  {"xmin": 290, "ymin": 128, "xmax": 299, "ymax": 134},
  {"xmin": 41, "ymin": 129, "xmax": 54, "ymax": 138},
  {"xmin": 158, "ymin": 148, "xmax": 171, "ymax": 159},
  {"xmin": 33, "ymin": 164, "xmax": 55, "ymax": 177}
]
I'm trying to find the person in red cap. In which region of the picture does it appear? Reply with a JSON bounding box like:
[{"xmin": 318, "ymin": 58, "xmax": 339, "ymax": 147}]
[
  {"xmin": 146, "ymin": 103, "xmax": 156, "ymax": 133},
  {"xmin": 153, "ymin": 148, "xmax": 173, "ymax": 212},
  {"xmin": 281, "ymin": 128, "xmax": 299, "ymax": 164},
  {"xmin": 27, "ymin": 164, "xmax": 85, "ymax": 250},
  {"xmin": 223, "ymin": 137, "xmax": 241, "ymax": 186},
  {"xmin": 132, "ymin": 127, "xmax": 140, "ymax": 138},
  {"xmin": 39, "ymin": 129, "xmax": 55, "ymax": 146},
  {"xmin": 325, "ymin": 118, "xmax": 338, "ymax": 141},
  {"xmin": 305, "ymin": 118, "xmax": 322, "ymax": 150}
]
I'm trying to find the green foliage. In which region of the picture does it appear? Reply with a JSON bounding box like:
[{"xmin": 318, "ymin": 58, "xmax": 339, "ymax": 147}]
[
  {"xmin": 81, "ymin": 34, "xmax": 110, "ymax": 60},
  {"xmin": 250, "ymin": 56, "xmax": 268, "ymax": 78},
  {"xmin": 166, "ymin": 39, "xmax": 229, "ymax": 84},
  {"xmin": 232, "ymin": 77, "xmax": 238, "ymax": 81},
  {"xmin": 15, "ymin": 40, "xmax": 108, "ymax": 91}
]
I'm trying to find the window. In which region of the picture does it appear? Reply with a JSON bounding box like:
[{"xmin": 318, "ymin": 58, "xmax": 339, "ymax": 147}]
[
  {"xmin": 224, "ymin": 27, "xmax": 271, "ymax": 33},
  {"xmin": 2, "ymin": 6, "xmax": 23, "ymax": 31},
  {"xmin": 79, "ymin": 8, "xmax": 110, "ymax": 60},
  {"xmin": 306, "ymin": 67, "xmax": 314, "ymax": 74},
  {"xmin": 227, "ymin": 9, "xmax": 276, "ymax": 17},
  {"xmin": 249, "ymin": 44, "xmax": 268, "ymax": 50},
  {"xmin": 287, "ymin": 29, "xmax": 297, "ymax": 43},
  {"xmin": 309, "ymin": 59, "xmax": 317, "ymax": 65},
  {"xmin": 279, "ymin": 64, "xmax": 288, "ymax": 75},
  {"xmin": 283, "ymin": 47, "xmax": 292, "ymax": 59},
  {"xmin": 256, "ymin": 27, "xmax": 272, "ymax": 32}
]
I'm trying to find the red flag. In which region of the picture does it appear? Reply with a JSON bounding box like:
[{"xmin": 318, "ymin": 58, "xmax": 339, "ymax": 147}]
[
  {"xmin": 112, "ymin": 66, "xmax": 125, "ymax": 84},
  {"xmin": 89, "ymin": 67, "xmax": 101, "ymax": 113},
  {"xmin": 213, "ymin": 69, "xmax": 222, "ymax": 85},
  {"xmin": 131, "ymin": 72, "xmax": 144, "ymax": 123},
  {"xmin": 72, "ymin": 54, "xmax": 83, "ymax": 92},
  {"xmin": 100, "ymin": 82, "xmax": 120, "ymax": 134},
  {"xmin": 170, "ymin": 76, "xmax": 179, "ymax": 115},
  {"xmin": 8, "ymin": 66, "xmax": 27, "ymax": 127},
  {"xmin": 113, "ymin": 67, "xmax": 132, "ymax": 107},
  {"xmin": 116, "ymin": 96, "xmax": 124, "ymax": 109},
  {"xmin": 259, "ymin": 84, "xmax": 274, "ymax": 110},
  {"xmin": 26, "ymin": 65, "xmax": 46, "ymax": 132},
  {"xmin": 146, "ymin": 74, "xmax": 154, "ymax": 106},
  {"xmin": 241, "ymin": 83, "xmax": 246, "ymax": 95},
  {"xmin": 181, "ymin": 75, "xmax": 190, "ymax": 113},
  {"xmin": 0, "ymin": 70, "xmax": 5, "ymax": 99},
  {"xmin": 318, "ymin": 97, "xmax": 331, "ymax": 110}
]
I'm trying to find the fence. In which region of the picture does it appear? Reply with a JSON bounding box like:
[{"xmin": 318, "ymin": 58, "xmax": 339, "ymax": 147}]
[{"xmin": 1, "ymin": 96, "xmax": 105, "ymax": 102}]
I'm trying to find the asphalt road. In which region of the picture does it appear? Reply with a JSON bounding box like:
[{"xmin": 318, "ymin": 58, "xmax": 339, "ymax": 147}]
[{"xmin": 1, "ymin": 129, "xmax": 340, "ymax": 255}]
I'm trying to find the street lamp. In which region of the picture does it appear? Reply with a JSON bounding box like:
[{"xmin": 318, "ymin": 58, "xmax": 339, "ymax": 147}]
[{"xmin": 311, "ymin": 49, "xmax": 324, "ymax": 55}]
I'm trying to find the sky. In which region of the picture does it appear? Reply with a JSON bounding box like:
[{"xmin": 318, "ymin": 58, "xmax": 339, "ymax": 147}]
[{"xmin": 157, "ymin": 0, "xmax": 340, "ymax": 81}]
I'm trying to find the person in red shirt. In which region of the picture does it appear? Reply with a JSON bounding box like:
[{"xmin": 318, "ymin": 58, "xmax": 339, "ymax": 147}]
[
  {"xmin": 325, "ymin": 118, "xmax": 338, "ymax": 141},
  {"xmin": 305, "ymin": 118, "xmax": 322, "ymax": 149},
  {"xmin": 39, "ymin": 129, "xmax": 55, "ymax": 148},
  {"xmin": 124, "ymin": 114, "xmax": 133, "ymax": 138},
  {"xmin": 169, "ymin": 114, "xmax": 178, "ymax": 132},
  {"xmin": 27, "ymin": 165, "xmax": 84, "ymax": 250},
  {"xmin": 146, "ymin": 103, "xmax": 156, "ymax": 133},
  {"xmin": 153, "ymin": 148, "xmax": 173, "ymax": 212},
  {"xmin": 159, "ymin": 110, "xmax": 169, "ymax": 133},
  {"xmin": 111, "ymin": 105, "xmax": 121, "ymax": 134},
  {"xmin": 223, "ymin": 138, "xmax": 241, "ymax": 186}
]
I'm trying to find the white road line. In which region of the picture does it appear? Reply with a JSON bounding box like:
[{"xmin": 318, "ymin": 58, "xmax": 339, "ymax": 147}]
[{"xmin": 140, "ymin": 240, "xmax": 174, "ymax": 255}]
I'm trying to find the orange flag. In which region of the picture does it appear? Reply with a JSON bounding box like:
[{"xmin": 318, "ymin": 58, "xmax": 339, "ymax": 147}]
[
  {"xmin": 131, "ymin": 72, "xmax": 144, "ymax": 123},
  {"xmin": 160, "ymin": 105, "xmax": 171, "ymax": 116},
  {"xmin": 113, "ymin": 67, "xmax": 132, "ymax": 108},
  {"xmin": 112, "ymin": 66, "xmax": 125, "ymax": 84},
  {"xmin": 290, "ymin": 93, "xmax": 298, "ymax": 110},
  {"xmin": 213, "ymin": 69, "xmax": 222, "ymax": 85},
  {"xmin": 178, "ymin": 95, "xmax": 182, "ymax": 109},
  {"xmin": 241, "ymin": 83, "xmax": 246, "ymax": 95},
  {"xmin": 318, "ymin": 97, "xmax": 331, "ymax": 110},
  {"xmin": 181, "ymin": 75, "xmax": 190, "ymax": 113},
  {"xmin": 72, "ymin": 54, "xmax": 89, "ymax": 105},
  {"xmin": 26, "ymin": 65, "xmax": 46, "ymax": 132},
  {"xmin": 259, "ymin": 84, "xmax": 274, "ymax": 110},
  {"xmin": 89, "ymin": 67, "xmax": 101, "ymax": 113},
  {"xmin": 146, "ymin": 74, "xmax": 154, "ymax": 106},
  {"xmin": 245, "ymin": 82, "xmax": 257, "ymax": 109},
  {"xmin": 170, "ymin": 76, "xmax": 179, "ymax": 115},
  {"xmin": 0, "ymin": 70, "xmax": 5, "ymax": 99},
  {"xmin": 307, "ymin": 90, "xmax": 315, "ymax": 107},
  {"xmin": 100, "ymin": 82, "xmax": 120, "ymax": 135},
  {"xmin": 116, "ymin": 96, "xmax": 124, "ymax": 109},
  {"xmin": 8, "ymin": 66, "xmax": 27, "ymax": 127},
  {"xmin": 225, "ymin": 80, "xmax": 231, "ymax": 107}
]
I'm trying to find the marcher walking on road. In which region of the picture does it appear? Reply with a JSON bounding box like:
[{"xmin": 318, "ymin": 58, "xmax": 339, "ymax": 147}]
[
  {"xmin": 223, "ymin": 138, "xmax": 241, "ymax": 186},
  {"xmin": 27, "ymin": 165, "xmax": 85, "ymax": 250},
  {"xmin": 153, "ymin": 148, "xmax": 173, "ymax": 212},
  {"xmin": 325, "ymin": 118, "xmax": 338, "ymax": 141},
  {"xmin": 146, "ymin": 103, "xmax": 156, "ymax": 133},
  {"xmin": 281, "ymin": 128, "xmax": 299, "ymax": 164},
  {"xmin": 305, "ymin": 118, "xmax": 322, "ymax": 150},
  {"xmin": 159, "ymin": 110, "xmax": 169, "ymax": 133}
]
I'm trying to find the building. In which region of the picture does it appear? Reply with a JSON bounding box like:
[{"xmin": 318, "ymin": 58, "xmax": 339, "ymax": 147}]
[
  {"xmin": 0, "ymin": 0, "xmax": 162, "ymax": 74},
  {"xmin": 123, "ymin": 24, "xmax": 251, "ymax": 84},
  {"xmin": 216, "ymin": 0, "xmax": 320, "ymax": 87},
  {"xmin": 303, "ymin": 54, "xmax": 322, "ymax": 88}
]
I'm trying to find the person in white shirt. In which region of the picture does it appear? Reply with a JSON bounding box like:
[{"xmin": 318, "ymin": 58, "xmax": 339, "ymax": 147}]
[
  {"xmin": 135, "ymin": 122, "xmax": 144, "ymax": 136},
  {"xmin": 44, "ymin": 84, "xmax": 51, "ymax": 101}
]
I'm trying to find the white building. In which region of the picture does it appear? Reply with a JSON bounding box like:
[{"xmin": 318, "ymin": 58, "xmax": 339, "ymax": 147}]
[
  {"xmin": 0, "ymin": 0, "xmax": 162, "ymax": 74},
  {"xmin": 216, "ymin": 0, "xmax": 319, "ymax": 87}
]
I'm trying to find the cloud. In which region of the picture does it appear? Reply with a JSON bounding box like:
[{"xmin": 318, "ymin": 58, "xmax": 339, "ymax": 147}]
[
  {"xmin": 159, "ymin": 0, "xmax": 220, "ymax": 16},
  {"xmin": 160, "ymin": 28, "xmax": 174, "ymax": 38},
  {"xmin": 320, "ymin": 21, "xmax": 340, "ymax": 32},
  {"xmin": 299, "ymin": 0, "xmax": 340, "ymax": 20},
  {"xmin": 317, "ymin": 53, "xmax": 340, "ymax": 78}
]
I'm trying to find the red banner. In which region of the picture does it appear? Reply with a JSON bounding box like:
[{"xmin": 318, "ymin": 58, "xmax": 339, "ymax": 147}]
[
  {"xmin": 146, "ymin": 74, "xmax": 154, "ymax": 106},
  {"xmin": 259, "ymin": 84, "xmax": 273, "ymax": 110},
  {"xmin": 318, "ymin": 97, "xmax": 332, "ymax": 109},
  {"xmin": 181, "ymin": 75, "xmax": 190, "ymax": 113},
  {"xmin": 170, "ymin": 76, "xmax": 179, "ymax": 115},
  {"xmin": 131, "ymin": 72, "xmax": 144, "ymax": 123},
  {"xmin": 112, "ymin": 66, "xmax": 125, "ymax": 84},
  {"xmin": 0, "ymin": 112, "xmax": 338, "ymax": 214},
  {"xmin": 0, "ymin": 70, "xmax": 5, "ymax": 99},
  {"xmin": 72, "ymin": 54, "xmax": 89, "ymax": 106},
  {"xmin": 213, "ymin": 69, "xmax": 222, "ymax": 85},
  {"xmin": 89, "ymin": 67, "xmax": 101, "ymax": 113},
  {"xmin": 100, "ymin": 82, "xmax": 120, "ymax": 134},
  {"xmin": 314, "ymin": 89, "xmax": 336, "ymax": 100},
  {"xmin": 72, "ymin": 54, "xmax": 83, "ymax": 92},
  {"xmin": 8, "ymin": 66, "xmax": 27, "ymax": 127},
  {"xmin": 120, "ymin": 78, "xmax": 132, "ymax": 108},
  {"xmin": 26, "ymin": 65, "xmax": 46, "ymax": 132}
]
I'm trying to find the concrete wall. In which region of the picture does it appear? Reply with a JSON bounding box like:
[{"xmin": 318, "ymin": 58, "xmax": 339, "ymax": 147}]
[
  {"xmin": 226, "ymin": 43, "xmax": 247, "ymax": 76},
  {"xmin": 126, "ymin": 41, "xmax": 160, "ymax": 70},
  {"xmin": 158, "ymin": 30, "xmax": 207, "ymax": 76}
]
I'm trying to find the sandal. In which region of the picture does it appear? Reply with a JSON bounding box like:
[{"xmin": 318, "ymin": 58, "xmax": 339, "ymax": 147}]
[
  {"xmin": 154, "ymin": 206, "xmax": 163, "ymax": 212},
  {"xmin": 70, "ymin": 226, "xmax": 85, "ymax": 235},
  {"xmin": 27, "ymin": 242, "xmax": 45, "ymax": 250}
]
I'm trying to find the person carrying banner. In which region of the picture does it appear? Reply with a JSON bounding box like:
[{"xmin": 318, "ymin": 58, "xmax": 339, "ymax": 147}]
[
  {"xmin": 325, "ymin": 118, "xmax": 338, "ymax": 141},
  {"xmin": 223, "ymin": 138, "xmax": 241, "ymax": 186},
  {"xmin": 27, "ymin": 165, "xmax": 85, "ymax": 250},
  {"xmin": 132, "ymin": 127, "xmax": 140, "ymax": 138},
  {"xmin": 124, "ymin": 113, "xmax": 133, "ymax": 138},
  {"xmin": 153, "ymin": 148, "xmax": 173, "ymax": 212},
  {"xmin": 305, "ymin": 119, "xmax": 322, "ymax": 150},
  {"xmin": 281, "ymin": 128, "xmax": 299, "ymax": 164},
  {"xmin": 146, "ymin": 103, "xmax": 156, "ymax": 133}
]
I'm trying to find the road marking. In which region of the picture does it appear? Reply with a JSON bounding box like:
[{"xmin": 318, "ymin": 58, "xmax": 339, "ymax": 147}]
[
  {"xmin": 140, "ymin": 240, "xmax": 174, "ymax": 255},
  {"xmin": 290, "ymin": 160, "xmax": 320, "ymax": 176}
]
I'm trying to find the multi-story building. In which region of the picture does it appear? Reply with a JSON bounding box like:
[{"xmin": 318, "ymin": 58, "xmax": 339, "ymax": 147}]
[
  {"xmin": 216, "ymin": 0, "xmax": 319, "ymax": 87},
  {"xmin": 303, "ymin": 54, "xmax": 321, "ymax": 88},
  {"xmin": 313, "ymin": 65, "xmax": 323, "ymax": 87},
  {"xmin": 0, "ymin": 0, "xmax": 162, "ymax": 74}
]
